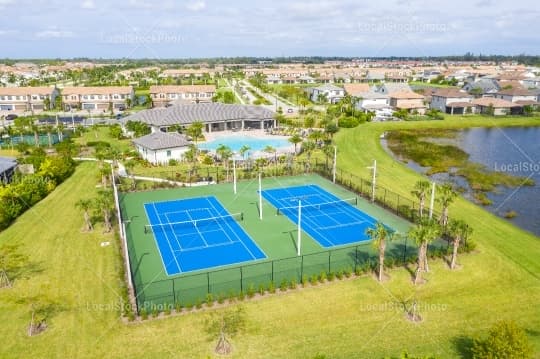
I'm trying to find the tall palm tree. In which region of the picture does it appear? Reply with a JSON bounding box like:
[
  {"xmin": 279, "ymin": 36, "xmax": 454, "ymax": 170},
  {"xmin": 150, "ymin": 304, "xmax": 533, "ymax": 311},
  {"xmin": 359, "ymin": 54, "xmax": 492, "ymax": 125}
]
[
  {"xmin": 263, "ymin": 145, "xmax": 277, "ymax": 170},
  {"xmin": 44, "ymin": 124, "xmax": 54, "ymax": 148},
  {"xmin": 94, "ymin": 190, "xmax": 114, "ymax": 233},
  {"xmin": 216, "ymin": 144, "xmax": 233, "ymax": 181},
  {"xmin": 448, "ymin": 219, "xmax": 472, "ymax": 270},
  {"xmin": 411, "ymin": 180, "xmax": 431, "ymax": 218},
  {"xmin": 239, "ymin": 145, "xmax": 250, "ymax": 160},
  {"xmin": 308, "ymin": 130, "xmax": 324, "ymax": 147},
  {"xmin": 366, "ymin": 222, "xmax": 396, "ymax": 282},
  {"xmin": 437, "ymin": 183, "xmax": 457, "ymax": 227},
  {"xmin": 75, "ymin": 199, "xmax": 94, "ymax": 232},
  {"xmin": 288, "ymin": 134, "xmax": 302, "ymax": 155},
  {"xmin": 186, "ymin": 121, "xmax": 204, "ymax": 145},
  {"xmin": 56, "ymin": 122, "xmax": 65, "ymax": 142},
  {"xmin": 408, "ymin": 219, "xmax": 441, "ymax": 285},
  {"xmin": 30, "ymin": 123, "xmax": 40, "ymax": 148},
  {"xmin": 124, "ymin": 159, "xmax": 137, "ymax": 190}
]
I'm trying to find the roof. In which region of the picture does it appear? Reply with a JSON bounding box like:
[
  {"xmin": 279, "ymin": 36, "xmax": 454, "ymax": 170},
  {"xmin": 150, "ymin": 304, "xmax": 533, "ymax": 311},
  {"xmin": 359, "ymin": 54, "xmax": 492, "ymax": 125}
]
[
  {"xmin": 472, "ymin": 97, "xmax": 521, "ymax": 108},
  {"xmin": 379, "ymin": 83, "xmax": 413, "ymax": 94},
  {"xmin": 432, "ymin": 88, "xmax": 472, "ymax": 98},
  {"xmin": 390, "ymin": 91, "xmax": 425, "ymax": 100},
  {"xmin": 313, "ymin": 84, "xmax": 344, "ymax": 92},
  {"xmin": 0, "ymin": 157, "xmax": 17, "ymax": 173},
  {"xmin": 447, "ymin": 101, "xmax": 474, "ymax": 107},
  {"xmin": 132, "ymin": 132, "xmax": 190, "ymax": 150},
  {"xmin": 149, "ymin": 85, "xmax": 216, "ymax": 94},
  {"xmin": 61, "ymin": 86, "xmax": 133, "ymax": 96},
  {"xmin": 496, "ymin": 88, "xmax": 535, "ymax": 96},
  {"xmin": 514, "ymin": 100, "xmax": 538, "ymax": 106},
  {"xmin": 0, "ymin": 86, "xmax": 56, "ymax": 96},
  {"xmin": 121, "ymin": 103, "xmax": 275, "ymax": 127},
  {"xmin": 343, "ymin": 83, "xmax": 371, "ymax": 96}
]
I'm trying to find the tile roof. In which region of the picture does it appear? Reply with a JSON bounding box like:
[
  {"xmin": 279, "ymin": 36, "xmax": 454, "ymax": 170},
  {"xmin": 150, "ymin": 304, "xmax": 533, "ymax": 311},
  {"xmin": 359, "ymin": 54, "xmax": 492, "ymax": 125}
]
[
  {"xmin": 496, "ymin": 88, "xmax": 535, "ymax": 96},
  {"xmin": 389, "ymin": 91, "xmax": 425, "ymax": 99},
  {"xmin": 61, "ymin": 86, "xmax": 133, "ymax": 95},
  {"xmin": 472, "ymin": 97, "xmax": 521, "ymax": 108},
  {"xmin": 122, "ymin": 103, "xmax": 275, "ymax": 127},
  {"xmin": 432, "ymin": 88, "xmax": 472, "ymax": 98},
  {"xmin": 0, "ymin": 86, "xmax": 56, "ymax": 96},
  {"xmin": 132, "ymin": 132, "xmax": 190, "ymax": 150},
  {"xmin": 343, "ymin": 83, "xmax": 371, "ymax": 96},
  {"xmin": 149, "ymin": 85, "xmax": 216, "ymax": 94}
]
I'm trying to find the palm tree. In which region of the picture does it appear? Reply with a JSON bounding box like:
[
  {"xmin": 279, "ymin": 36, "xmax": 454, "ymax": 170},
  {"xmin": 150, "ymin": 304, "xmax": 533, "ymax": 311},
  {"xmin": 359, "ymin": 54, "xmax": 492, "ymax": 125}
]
[
  {"xmin": 308, "ymin": 130, "xmax": 324, "ymax": 147},
  {"xmin": 288, "ymin": 134, "xmax": 302, "ymax": 155},
  {"xmin": 239, "ymin": 145, "xmax": 250, "ymax": 160},
  {"xmin": 75, "ymin": 199, "xmax": 94, "ymax": 232},
  {"xmin": 43, "ymin": 124, "xmax": 54, "ymax": 148},
  {"xmin": 56, "ymin": 122, "xmax": 65, "ymax": 142},
  {"xmin": 437, "ymin": 183, "xmax": 457, "ymax": 227},
  {"xmin": 366, "ymin": 223, "xmax": 396, "ymax": 282},
  {"xmin": 408, "ymin": 219, "xmax": 441, "ymax": 285},
  {"xmin": 263, "ymin": 145, "xmax": 277, "ymax": 170},
  {"xmin": 124, "ymin": 159, "xmax": 137, "ymax": 190},
  {"xmin": 301, "ymin": 140, "xmax": 316, "ymax": 172},
  {"xmin": 186, "ymin": 121, "xmax": 204, "ymax": 144},
  {"xmin": 216, "ymin": 144, "xmax": 233, "ymax": 181},
  {"xmin": 94, "ymin": 190, "xmax": 114, "ymax": 233},
  {"xmin": 411, "ymin": 180, "xmax": 431, "ymax": 218},
  {"xmin": 30, "ymin": 123, "xmax": 40, "ymax": 147},
  {"xmin": 448, "ymin": 219, "xmax": 472, "ymax": 270}
]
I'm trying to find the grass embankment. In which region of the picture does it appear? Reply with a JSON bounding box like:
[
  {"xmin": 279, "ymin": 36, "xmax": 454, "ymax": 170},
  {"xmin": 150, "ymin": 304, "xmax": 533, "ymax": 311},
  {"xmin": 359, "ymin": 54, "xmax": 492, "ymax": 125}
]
[
  {"xmin": 385, "ymin": 128, "xmax": 534, "ymax": 205},
  {"xmin": 0, "ymin": 116, "xmax": 539, "ymax": 358}
]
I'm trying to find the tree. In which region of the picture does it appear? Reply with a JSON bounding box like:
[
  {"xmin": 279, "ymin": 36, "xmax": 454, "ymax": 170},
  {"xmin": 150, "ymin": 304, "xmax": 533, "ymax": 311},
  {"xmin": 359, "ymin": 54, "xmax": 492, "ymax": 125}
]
[
  {"xmin": 76, "ymin": 199, "xmax": 94, "ymax": 232},
  {"xmin": 56, "ymin": 122, "xmax": 65, "ymax": 142},
  {"xmin": 43, "ymin": 124, "xmax": 54, "ymax": 147},
  {"xmin": 301, "ymin": 140, "xmax": 316, "ymax": 172},
  {"xmin": 437, "ymin": 183, "xmax": 457, "ymax": 227},
  {"xmin": 408, "ymin": 220, "xmax": 441, "ymax": 285},
  {"xmin": 216, "ymin": 144, "xmax": 233, "ymax": 181},
  {"xmin": 366, "ymin": 222, "xmax": 396, "ymax": 282},
  {"xmin": 205, "ymin": 306, "xmax": 247, "ymax": 355},
  {"xmin": 324, "ymin": 122, "xmax": 339, "ymax": 140},
  {"xmin": 263, "ymin": 145, "xmax": 277, "ymax": 170},
  {"xmin": 94, "ymin": 190, "xmax": 114, "ymax": 233},
  {"xmin": 288, "ymin": 133, "xmax": 303, "ymax": 155},
  {"xmin": 472, "ymin": 320, "xmax": 533, "ymax": 359},
  {"xmin": 411, "ymin": 180, "xmax": 431, "ymax": 218},
  {"xmin": 186, "ymin": 121, "xmax": 204, "ymax": 144},
  {"xmin": 447, "ymin": 219, "xmax": 472, "ymax": 269},
  {"xmin": 239, "ymin": 145, "xmax": 250, "ymax": 160},
  {"xmin": 123, "ymin": 159, "xmax": 137, "ymax": 190},
  {"xmin": 0, "ymin": 244, "xmax": 29, "ymax": 288}
]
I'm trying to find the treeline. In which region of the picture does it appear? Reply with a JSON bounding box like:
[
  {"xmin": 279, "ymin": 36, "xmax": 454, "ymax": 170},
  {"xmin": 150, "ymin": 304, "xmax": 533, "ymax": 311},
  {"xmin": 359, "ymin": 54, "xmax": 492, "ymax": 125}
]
[{"xmin": 0, "ymin": 145, "xmax": 76, "ymax": 230}]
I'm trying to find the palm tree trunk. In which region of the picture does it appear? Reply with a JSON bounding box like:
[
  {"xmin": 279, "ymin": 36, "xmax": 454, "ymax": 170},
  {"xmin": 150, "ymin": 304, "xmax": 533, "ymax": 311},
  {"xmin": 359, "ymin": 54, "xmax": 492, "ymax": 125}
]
[
  {"xmin": 423, "ymin": 242, "xmax": 430, "ymax": 272},
  {"xmin": 378, "ymin": 240, "xmax": 386, "ymax": 282},
  {"xmin": 103, "ymin": 209, "xmax": 112, "ymax": 233},
  {"xmin": 419, "ymin": 196, "xmax": 425, "ymax": 217},
  {"xmin": 450, "ymin": 238, "xmax": 460, "ymax": 269},
  {"xmin": 84, "ymin": 210, "xmax": 93, "ymax": 231},
  {"xmin": 414, "ymin": 244, "xmax": 425, "ymax": 285},
  {"xmin": 441, "ymin": 207, "xmax": 449, "ymax": 227}
]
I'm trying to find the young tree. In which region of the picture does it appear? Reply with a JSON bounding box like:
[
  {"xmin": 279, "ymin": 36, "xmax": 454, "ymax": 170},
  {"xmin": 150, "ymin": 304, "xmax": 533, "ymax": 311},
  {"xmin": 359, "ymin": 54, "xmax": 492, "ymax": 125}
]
[
  {"xmin": 437, "ymin": 183, "xmax": 457, "ymax": 227},
  {"xmin": 205, "ymin": 306, "xmax": 247, "ymax": 355},
  {"xmin": 94, "ymin": 190, "xmax": 114, "ymax": 233},
  {"xmin": 301, "ymin": 140, "xmax": 316, "ymax": 172},
  {"xmin": 186, "ymin": 121, "xmax": 204, "ymax": 144},
  {"xmin": 447, "ymin": 219, "xmax": 472, "ymax": 269},
  {"xmin": 411, "ymin": 180, "xmax": 431, "ymax": 218},
  {"xmin": 366, "ymin": 222, "xmax": 396, "ymax": 282},
  {"xmin": 216, "ymin": 144, "xmax": 233, "ymax": 181},
  {"xmin": 0, "ymin": 244, "xmax": 29, "ymax": 288},
  {"xmin": 123, "ymin": 159, "xmax": 137, "ymax": 190},
  {"xmin": 44, "ymin": 124, "xmax": 54, "ymax": 147},
  {"xmin": 472, "ymin": 320, "xmax": 533, "ymax": 359},
  {"xmin": 408, "ymin": 220, "xmax": 441, "ymax": 285},
  {"xmin": 75, "ymin": 199, "xmax": 94, "ymax": 232},
  {"xmin": 288, "ymin": 133, "xmax": 303, "ymax": 155},
  {"xmin": 263, "ymin": 145, "xmax": 277, "ymax": 170},
  {"xmin": 239, "ymin": 145, "xmax": 250, "ymax": 160}
]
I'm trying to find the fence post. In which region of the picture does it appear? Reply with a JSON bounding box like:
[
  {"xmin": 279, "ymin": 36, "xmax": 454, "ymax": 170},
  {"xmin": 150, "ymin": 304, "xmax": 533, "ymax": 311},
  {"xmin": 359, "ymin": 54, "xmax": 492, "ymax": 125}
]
[
  {"xmin": 207, "ymin": 272, "xmax": 210, "ymax": 294},
  {"xmin": 328, "ymin": 250, "xmax": 332, "ymax": 273},
  {"xmin": 300, "ymin": 255, "xmax": 304, "ymax": 280},
  {"xmin": 354, "ymin": 246, "xmax": 358, "ymax": 272},
  {"xmin": 403, "ymin": 237, "xmax": 408, "ymax": 262},
  {"xmin": 240, "ymin": 267, "xmax": 243, "ymax": 292},
  {"xmin": 172, "ymin": 278, "xmax": 176, "ymax": 304},
  {"xmin": 271, "ymin": 260, "xmax": 274, "ymax": 282}
]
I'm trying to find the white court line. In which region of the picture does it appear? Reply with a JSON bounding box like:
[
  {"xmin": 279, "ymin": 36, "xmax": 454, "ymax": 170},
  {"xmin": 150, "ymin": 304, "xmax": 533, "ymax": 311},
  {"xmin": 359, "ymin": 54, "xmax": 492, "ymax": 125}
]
[
  {"xmin": 152, "ymin": 203, "xmax": 183, "ymax": 273},
  {"xmin": 185, "ymin": 210, "xmax": 209, "ymax": 248},
  {"xmin": 163, "ymin": 212, "xmax": 187, "ymax": 251}
]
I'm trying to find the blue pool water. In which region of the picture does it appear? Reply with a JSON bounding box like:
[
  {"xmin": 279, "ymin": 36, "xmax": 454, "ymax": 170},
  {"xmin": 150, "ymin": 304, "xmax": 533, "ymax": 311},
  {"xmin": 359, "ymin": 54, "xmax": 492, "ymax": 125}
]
[{"xmin": 199, "ymin": 135, "xmax": 291, "ymax": 152}]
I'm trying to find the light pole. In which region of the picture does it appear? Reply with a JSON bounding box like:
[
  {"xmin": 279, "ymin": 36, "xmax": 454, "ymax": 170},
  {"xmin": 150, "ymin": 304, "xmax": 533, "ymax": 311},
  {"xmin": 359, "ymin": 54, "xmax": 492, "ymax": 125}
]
[{"xmin": 367, "ymin": 159, "xmax": 377, "ymax": 202}]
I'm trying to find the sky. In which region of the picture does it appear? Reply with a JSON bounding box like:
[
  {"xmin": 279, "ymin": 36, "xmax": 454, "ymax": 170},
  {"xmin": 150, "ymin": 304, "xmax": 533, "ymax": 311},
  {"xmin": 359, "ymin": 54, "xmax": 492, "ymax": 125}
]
[{"xmin": 0, "ymin": 0, "xmax": 538, "ymax": 58}]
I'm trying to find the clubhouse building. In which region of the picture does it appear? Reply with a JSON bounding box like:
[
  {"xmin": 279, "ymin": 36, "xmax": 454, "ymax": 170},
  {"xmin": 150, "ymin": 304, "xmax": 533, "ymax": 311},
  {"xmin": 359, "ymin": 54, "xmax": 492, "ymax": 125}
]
[{"xmin": 120, "ymin": 103, "xmax": 276, "ymax": 134}]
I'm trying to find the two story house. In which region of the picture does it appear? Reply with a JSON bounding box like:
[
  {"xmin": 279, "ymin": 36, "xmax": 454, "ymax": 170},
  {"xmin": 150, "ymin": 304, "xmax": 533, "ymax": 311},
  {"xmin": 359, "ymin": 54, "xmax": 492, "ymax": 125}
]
[
  {"xmin": 0, "ymin": 86, "xmax": 59, "ymax": 113},
  {"xmin": 61, "ymin": 86, "xmax": 134, "ymax": 112},
  {"xmin": 149, "ymin": 85, "xmax": 216, "ymax": 107},
  {"xmin": 307, "ymin": 84, "xmax": 345, "ymax": 103},
  {"xmin": 430, "ymin": 89, "xmax": 474, "ymax": 115}
]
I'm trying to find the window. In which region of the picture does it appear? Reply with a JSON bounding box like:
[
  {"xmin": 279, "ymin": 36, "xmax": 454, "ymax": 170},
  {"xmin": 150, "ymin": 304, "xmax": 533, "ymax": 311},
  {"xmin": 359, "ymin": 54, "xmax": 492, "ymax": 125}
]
[
  {"xmin": 98, "ymin": 95, "xmax": 103, "ymax": 100},
  {"xmin": 166, "ymin": 150, "xmax": 171, "ymax": 157},
  {"xmin": 83, "ymin": 95, "xmax": 88, "ymax": 100},
  {"xmin": 0, "ymin": 96, "xmax": 4, "ymax": 100},
  {"xmin": 32, "ymin": 95, "xmax": 38, "ymax": 100},
  {"xmin": 90, "ymin": 95, "xmax": 95, "ymax": 100}
]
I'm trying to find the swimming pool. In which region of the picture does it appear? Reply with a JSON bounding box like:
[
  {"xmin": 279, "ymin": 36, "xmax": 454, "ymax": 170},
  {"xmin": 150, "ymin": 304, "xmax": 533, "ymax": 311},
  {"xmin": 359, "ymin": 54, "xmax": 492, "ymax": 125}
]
[{"xmin": 199, "ymin": 135, "xmax": 291, "ymax": 153}]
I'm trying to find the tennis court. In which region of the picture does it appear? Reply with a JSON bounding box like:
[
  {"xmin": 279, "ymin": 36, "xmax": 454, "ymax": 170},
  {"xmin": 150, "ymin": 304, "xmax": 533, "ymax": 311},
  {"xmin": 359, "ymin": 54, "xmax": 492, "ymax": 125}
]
[
  {"xmin": 144, "ymin": 196, "xmax": 266, "ymax": 275},
  {"xmin": 262, "ymin": 184, "xmax": 385, "ymax": 247}
]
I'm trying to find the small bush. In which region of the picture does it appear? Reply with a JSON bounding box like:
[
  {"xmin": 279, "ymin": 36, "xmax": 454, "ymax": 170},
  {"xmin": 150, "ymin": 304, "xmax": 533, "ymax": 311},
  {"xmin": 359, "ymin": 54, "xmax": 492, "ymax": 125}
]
[
  {"xmin": 301, "ymin": 274, "xmax": 308, "ymax": 287},
  {"xmin": 247, "ymin": 284, "xmax": 256, "ymax": 298},
  {"xmin": 217, "ymin": 294, "xmax": 225, "ymax": 304},
  {"xmin": 206, "ymin": 293, "xmax": 214, "ymax": 307},
  {"xmin": 126, "ymin": 311, "xmax": 135, "ymax": 321},
  {"xmin": 175, "ymin": 302, "xmax": 183, "ymax": 313},
  {"xmin": 327, "ymin": 272, "xmax": 335, "ymax": 281},
  {"xmin": 164, "ymin": 307, "xmax": 171, "ymax": 316},
  {"xmin": 310, "ymin": 274, "xmax": 318, "ymax": 285},
  {"xmin": 228, "ymin": 290, "xmax": 236, "ymax": 303},
  {"xmin": 195, "ymin": 300, "xmax": 202, "ymax": 309},
  {"xmin": 280, "ymin": 279, "xmax": 288, "ymax": 292},
  {"xmin": 185, "ymin": 302, "xmax": 193, "ymax": 311},
  {"xmin": 336, "ymin": 270, "xmax": 343, "ymax": 280},
  {"xmin": 460, "ymin": 239, "xmax": 477, "ymax": 253},
  {"xmin": 289, "ymin": 278, "xmax": 297, "ymax": 289},
  {"xmin": 354, "ymin": 266, "xmax": 363, "ymax": 276},
  {"xmin": 344, "ymin": 267, "xmax": 352, "ymax": 278},
  {"xmin": 238, "ymin": 291, "xmax": 245, "ymax": 301},
  {"xmin": 140, "ymin": 308, "xmax": 148, "ymax": 320},
  {"xmin": 151, "ymin": 308, "xmax": 159, "ymax": 318},
  {"xmin": 168, "ymin": 159, "xmax": 178, "ymax": 166},
  {"xmin": 258, "ymin": 284, "xmax": 266, "ymax": 296},
  {"xmin": 268, "ymin": 281, "xmax": 276, "ymax": 294},
  {"xmin": 319, "ymin": 271, "xmax": 327, "ymax": 283}
]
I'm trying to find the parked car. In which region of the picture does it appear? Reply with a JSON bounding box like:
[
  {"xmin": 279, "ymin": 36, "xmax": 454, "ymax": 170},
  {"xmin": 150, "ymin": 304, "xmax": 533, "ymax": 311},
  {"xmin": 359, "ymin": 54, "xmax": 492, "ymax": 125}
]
[
  {"xmin": 287, "ymin": 108, "xmax": 293, "ymax": 113},
  {"xmin": 5, "ymin": 114, "xmax": 18, "ymax": 121}
]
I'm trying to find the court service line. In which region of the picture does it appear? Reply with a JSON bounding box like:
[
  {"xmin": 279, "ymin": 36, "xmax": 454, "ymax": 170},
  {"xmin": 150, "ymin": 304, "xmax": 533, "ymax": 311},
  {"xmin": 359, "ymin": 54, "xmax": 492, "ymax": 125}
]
[{"xmin": 152, "ymin": 202, "xmax": 183, "ymax": 273}]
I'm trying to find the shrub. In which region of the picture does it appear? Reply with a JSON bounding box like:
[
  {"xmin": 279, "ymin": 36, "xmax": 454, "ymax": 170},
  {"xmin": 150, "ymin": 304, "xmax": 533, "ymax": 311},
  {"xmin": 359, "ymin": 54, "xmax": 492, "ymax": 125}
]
[
  {"xmin": 344, "ymin": 267, "xmax": 352, "ymax": 278},
  {"xmin": 318, "ymin": 271, "xmax": 327, "ymax": 283},
  {"xmin": 268, "ymin": 281, "xmax": 276, "ymax": 294},
  {"xmin": 460, "ymin": 239, "xmax": 477, "ymax": 253},
  {"xmin": 175, "ymin": 302, "xmax": 183, "ymax": 313},
  {"xmin": 238, "ymin": 291, "xmax": 245, "ymax": 301},
  {"xmin": 301, "ymin": 274, "xmax": 308, "ymax": 287},
  {"xmin": 258, "ymin": 284, "xmax": 265, "ymax": 296},
  {"xmin": 280, "ymin": 279, "xmax": 288, "ymax": 292},
  {"xmin": 336, "ymin": 270, "xmax": 343, "ymax": 280},
  {"xmin": 228, "ymin": 290, "xmax": 236, "ymax": 303},
  {"xmin": 206, "ymin": 293, "xmax": 214, "ymax": 307},
  {"xmin": 151, "ymin": 307, "xmax": 159, "ymax": 318},
  {"xmin": 217, "ymin": 294, "xmax": 225, "ymax": 304},
  {"xmin": 310, "ymin": 274, "xmax": 318, "ymax": 285},
  {"xmin": 289, "ymin": 278, "xmax": 297, "ymax": 289},
  {"xmin": 185, "ymin": 302, "xmax": 193, "ymax": 311},
  {"xmin": 168, "ymin": 159, "xmax": 178, "ymax": 166},
  {"xmin": 140, "ymin": 308, "xmax": 148, "ymax": 320},
  {"xmin": 164, "ymin": 307, "xmax": 171, "ymax": 316},
  {"xmin": 126, "ymin": 311, "xmax": 135, "ymax": 321},
  {"xmin": 195, "ymin": 300, "xmax": 202, "ymax": 309},
  {"xmin": 327, "ymin": 272, "xmax": 335, "ymax": 281},
  {"xmin": 471, "ymin": 320, "xmax": 533, "ymax": 359},
  {"xmin": 247, "ymin": 284, "xmax": 256, "ymax": 298}
]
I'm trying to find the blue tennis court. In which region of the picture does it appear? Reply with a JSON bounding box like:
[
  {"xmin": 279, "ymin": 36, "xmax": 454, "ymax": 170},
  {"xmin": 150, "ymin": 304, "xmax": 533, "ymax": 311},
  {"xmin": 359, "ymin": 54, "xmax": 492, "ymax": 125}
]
[
  {"xmin": 144, "ymin": 196, "xmax": 266, "ymax": 275},
  {"xmin": 262, "ymin": 184, "xmax": 384, "ymax": 247}
]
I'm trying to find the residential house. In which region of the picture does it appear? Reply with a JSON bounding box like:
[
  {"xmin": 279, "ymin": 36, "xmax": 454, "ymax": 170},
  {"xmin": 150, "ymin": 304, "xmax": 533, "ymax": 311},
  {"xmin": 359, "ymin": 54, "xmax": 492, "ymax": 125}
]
[
  {"xmin": 0, "ymin": 157, "xmax": 17, "ymax": 184},
  {"xmin": 265, "ymin": 75, "xmax": 283, "ymax": 85},
  {"xmin": 471, "ymin": 97, "xmax": 522, "ymax": 115},
  {"xmin": 307, "ymin": 84, "xmax": 345, "ymax": 103},
  {"xmin": 430, "ymin": 88, "xmax": 474, "ymax": 115},
  {"xmin": 132, "ymin": 131, "xmax": 191, "ymax": 165},
  {"xmin": 121, "ymin": 103, "xmax": 276, "ymax": 134},
  {"xmin": 522, "ymin": 77, "xmax": 540, "ymax": 89},
  {"xmin": 61, "ymin": 86, "xmax": 134, "ymax": 112},
  {"xmin": 494, "ymin": 88, "xmax": 538, "ymax": 106},
  {"xmin": 298, "ymin": 75, "xmax": 316, "ymax": 84},
  {"xmin": 375, "ymin": 83, "xmax": 413, "ymax": 95},
  {"xmin": 462, "ymin": 78, "xmax": 500, "ymax": 97},
  {"xmin": 149, "ymin": 85, "xmax": 216, "ymax": 107},
  {"xmin": 0, "ymin": 87, "xmax": 59, "ymax": 113},
  {"xmin": 389, "ymin": 92, "xmax": 426, "ymax": 114}
]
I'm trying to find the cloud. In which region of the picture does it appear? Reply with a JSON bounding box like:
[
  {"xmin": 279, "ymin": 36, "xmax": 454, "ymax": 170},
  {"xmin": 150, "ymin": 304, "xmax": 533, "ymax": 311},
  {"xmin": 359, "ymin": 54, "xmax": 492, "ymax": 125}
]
[
  {"xmin": 81, "ymin": 0, "xmax": 95, "ymax": 9},
  {"xmin": 35, "ymin": 29, "xmax": 75, "ymax": 39},
  {"xmin": 186, "ymin": 0, "xmax": 206, "ymax": 11}
]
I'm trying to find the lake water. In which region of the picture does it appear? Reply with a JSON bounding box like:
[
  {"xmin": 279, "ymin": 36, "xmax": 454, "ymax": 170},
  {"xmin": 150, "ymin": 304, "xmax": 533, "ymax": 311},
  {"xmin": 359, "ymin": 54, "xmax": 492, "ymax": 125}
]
[{"xmin": 384, "ymin": 127, "xmax": 540, "ymax": 236}]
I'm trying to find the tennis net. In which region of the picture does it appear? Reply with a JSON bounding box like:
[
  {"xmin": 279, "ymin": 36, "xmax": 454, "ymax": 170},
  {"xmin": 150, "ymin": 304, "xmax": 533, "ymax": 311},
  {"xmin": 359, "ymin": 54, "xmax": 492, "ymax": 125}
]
[
  {"xmin": 276, "ymin": 197, "xmax": 357, "ymax": 215},
  {"xmin": 144, "ymin": 212, "xmax": 244, "ymax": 234}
]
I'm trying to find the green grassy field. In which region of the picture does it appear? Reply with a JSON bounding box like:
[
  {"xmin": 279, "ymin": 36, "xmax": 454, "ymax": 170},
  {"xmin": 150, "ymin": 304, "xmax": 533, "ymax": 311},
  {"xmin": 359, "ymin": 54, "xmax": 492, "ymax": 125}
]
[{"xmin": 0, "ymin": 116, "xmax": 539, "ymax": 358}]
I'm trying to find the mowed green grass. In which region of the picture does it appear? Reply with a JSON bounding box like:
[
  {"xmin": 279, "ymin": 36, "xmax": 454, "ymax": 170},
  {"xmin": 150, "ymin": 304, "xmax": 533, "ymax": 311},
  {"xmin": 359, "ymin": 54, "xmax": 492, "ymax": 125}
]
[{"xmin": 0, "ymin": 115, "xmax": 538, "ymax": 358}]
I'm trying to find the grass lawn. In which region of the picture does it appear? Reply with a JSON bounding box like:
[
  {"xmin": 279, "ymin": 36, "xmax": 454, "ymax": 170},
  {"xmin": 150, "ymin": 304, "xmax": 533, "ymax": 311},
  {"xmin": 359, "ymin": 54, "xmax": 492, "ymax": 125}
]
[
  {"xmin": 0, "ymin": 116, "xmax": 539, "ymax": 358},
  {"xmin": 0, "ymin": 148, "xmax": 18, "ymax": 157},
  {"xmin": 74, "ymin": 126, "xmax": 133, "ymax": 153}
]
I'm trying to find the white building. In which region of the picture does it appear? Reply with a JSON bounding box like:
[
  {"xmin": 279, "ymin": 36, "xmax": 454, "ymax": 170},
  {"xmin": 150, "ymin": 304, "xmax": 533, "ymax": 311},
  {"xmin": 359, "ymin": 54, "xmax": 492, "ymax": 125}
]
[
  {"xmin": 307, "ymin": 84, "xmax": 345, "ymax": 103},
  {"xmin": 132, "ymin": 132, "xmax": 191, "ymax": 165},
  {"xmin": 430, "ymin": 89, "xmax": 473, "ymax": 115}
]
